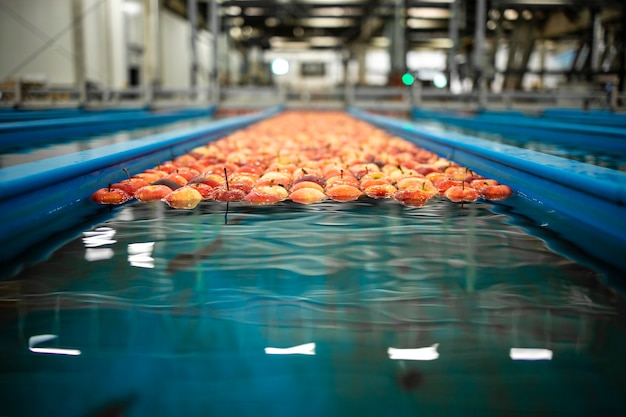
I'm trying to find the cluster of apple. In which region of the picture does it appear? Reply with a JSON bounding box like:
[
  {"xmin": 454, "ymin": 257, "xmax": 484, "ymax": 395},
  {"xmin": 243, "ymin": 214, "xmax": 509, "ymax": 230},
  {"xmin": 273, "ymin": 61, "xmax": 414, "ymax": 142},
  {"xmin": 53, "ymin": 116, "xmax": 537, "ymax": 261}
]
[{"xmin": 91, "ymin": 111, "xmax": 512, "ymax": 210}]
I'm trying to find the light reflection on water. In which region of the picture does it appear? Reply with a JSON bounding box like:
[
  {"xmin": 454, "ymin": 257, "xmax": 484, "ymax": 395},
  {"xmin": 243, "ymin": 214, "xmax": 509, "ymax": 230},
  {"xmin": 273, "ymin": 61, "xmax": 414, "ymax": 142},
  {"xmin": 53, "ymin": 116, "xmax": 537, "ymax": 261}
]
[{"xmin": 0, "ymin": 198, "xmax": 625, "ymax": 417}]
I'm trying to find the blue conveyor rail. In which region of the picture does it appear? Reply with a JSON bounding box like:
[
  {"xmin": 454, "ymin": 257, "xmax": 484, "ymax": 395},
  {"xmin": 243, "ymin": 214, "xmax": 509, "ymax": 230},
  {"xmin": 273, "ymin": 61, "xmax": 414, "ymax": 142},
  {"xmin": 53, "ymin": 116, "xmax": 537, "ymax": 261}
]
[
  {"xmin": 351, "ymin": 108, "xmax": 626, "ymax": 275},
  {"xmin": 0, "ymin": 107, "xmax": 217, "ymax": 152},
  {"xmin": 473, "ymin": 108, "xmax": 626, "ymax": 128},
  {"xmin": 0, "ymin": 108, "xmax": 145, "ymax": 123},
  {"xmin": 0, "ymin": 107, "xmax": 281, "ymax": 273},
  {"xmin": 411, "ymin": 108, "xmax": 626, "ymax": 154}
]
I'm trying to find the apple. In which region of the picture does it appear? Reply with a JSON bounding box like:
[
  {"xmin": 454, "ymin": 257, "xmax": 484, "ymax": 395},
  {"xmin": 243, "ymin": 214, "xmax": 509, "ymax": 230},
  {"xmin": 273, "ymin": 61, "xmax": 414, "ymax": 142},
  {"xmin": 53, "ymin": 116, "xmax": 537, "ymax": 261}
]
[
  {"xmin": 444, "ymin": 185, "xmax": 480, "ymax": 203},
  {"xmin": 289, "ymin": 187, "xmax": 327, "ymax": 204},
  {"xmin": 162, "ymin": 186, "xmax": 203, "ymax": 209},
  {"xmin": 135, "ymin": 184, "xmax": 175, "ymax": 202},
  {"xmin": 91, "ymin": 186, "xmax": 133, "ymax": 205},
  {"xmin": 326, "ymin": 184, "xmax": 363, "ymax": 202}
]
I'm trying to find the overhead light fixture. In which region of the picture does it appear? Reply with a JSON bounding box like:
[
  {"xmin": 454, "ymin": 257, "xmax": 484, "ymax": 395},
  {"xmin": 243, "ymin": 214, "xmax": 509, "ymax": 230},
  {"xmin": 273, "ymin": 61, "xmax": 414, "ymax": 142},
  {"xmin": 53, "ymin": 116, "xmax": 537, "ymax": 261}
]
[
  {"xmin": 407, "ymin": 8, "xmax": 450, "ymax": 19},
  {"xmin": 503, "ymin": 9, "xmax": 519, "ymax": 20},
  {"xmin": 310, "ymin": 7, "xmax": 364, "ymax": 16},
  {"xmin": 370, "ymin": 37, "xmax": 390, "ymax": 48},
  {"xmin": 309, "ymin": 36, "xmax": 342, "ymax": 47},
  {"xmin": 271, "ymin": 58, "xmax": 290, "ymax": 75},
  {"xmin": 295, "ymin": 18, "xmax": 357, "ymax": 28},
  {"xmin": 244, "ymin": 7, "xmax": 265, "ymax": 16},
  {"xmin": 407, "ymin": 18, "xmax": 447, "ymax": 29},
  {"xmin": 265, "ymin": 17, "xmax": 280, "ymax": 27},
  {"xmin": 122, "ymin": 1, "xmax": 141, "ymax": 16}
]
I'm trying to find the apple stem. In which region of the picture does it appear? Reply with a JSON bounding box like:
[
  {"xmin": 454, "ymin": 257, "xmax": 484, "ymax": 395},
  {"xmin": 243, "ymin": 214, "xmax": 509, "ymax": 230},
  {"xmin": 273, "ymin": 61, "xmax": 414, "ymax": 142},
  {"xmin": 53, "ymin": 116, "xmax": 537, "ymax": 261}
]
[
  {"xmin": 340, "ymin": 169, "xmax": 344, "ymax": 179},
  {"xmin": 224, "ymin": 167, "xmax": 230, "ymax": 191},
  {"xmin": 123, "ymin": 168, "xmax": 131, "ymax": 180}
]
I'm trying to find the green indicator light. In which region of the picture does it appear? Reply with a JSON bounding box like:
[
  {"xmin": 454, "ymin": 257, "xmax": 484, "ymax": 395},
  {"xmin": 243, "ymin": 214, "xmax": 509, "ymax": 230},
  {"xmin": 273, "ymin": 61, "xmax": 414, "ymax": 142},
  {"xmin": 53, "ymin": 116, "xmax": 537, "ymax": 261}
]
[{"xmin": 401, "ymin": 73, "xmax": 415, "ymax": 86}]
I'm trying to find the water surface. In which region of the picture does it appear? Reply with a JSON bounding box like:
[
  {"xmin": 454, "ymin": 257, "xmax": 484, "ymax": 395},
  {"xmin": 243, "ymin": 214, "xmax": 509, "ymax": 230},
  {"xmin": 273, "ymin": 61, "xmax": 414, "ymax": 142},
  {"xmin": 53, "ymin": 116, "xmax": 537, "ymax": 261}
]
[{"xmin": 1, "ymin": 196, "xmax": 624, "ymax": 417}]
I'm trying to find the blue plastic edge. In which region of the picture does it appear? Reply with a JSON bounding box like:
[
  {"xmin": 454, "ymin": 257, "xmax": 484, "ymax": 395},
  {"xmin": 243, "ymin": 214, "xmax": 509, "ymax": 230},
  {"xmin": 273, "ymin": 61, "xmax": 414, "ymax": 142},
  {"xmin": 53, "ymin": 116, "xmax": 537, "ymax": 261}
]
[
  {"xmin": 0, "ymin": 106, "xmax": 282, "ymax": 267},
  {"xmin": 350, "ymin": 107, "xmax": 626, "ymax": 274},
  {"xmin": 411, "ymin": 108, "xmax": 626, "ymax": 152}
]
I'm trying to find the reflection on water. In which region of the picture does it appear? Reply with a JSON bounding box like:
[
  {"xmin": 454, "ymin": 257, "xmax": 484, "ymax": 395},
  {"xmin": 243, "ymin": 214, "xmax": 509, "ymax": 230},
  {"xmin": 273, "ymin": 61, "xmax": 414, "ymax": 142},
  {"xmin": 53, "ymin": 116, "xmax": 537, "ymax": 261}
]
[{"xmin": 1, "ymin": 198, "xmax": 625, "ymax": 417}]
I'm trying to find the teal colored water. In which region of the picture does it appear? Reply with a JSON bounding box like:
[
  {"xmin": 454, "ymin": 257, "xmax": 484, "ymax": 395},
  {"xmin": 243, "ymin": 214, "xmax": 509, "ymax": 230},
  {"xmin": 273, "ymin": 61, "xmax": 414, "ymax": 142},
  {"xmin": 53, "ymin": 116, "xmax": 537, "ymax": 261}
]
[{"xmin": 1, "ymin": 197, "xmax": 625, "ymax": 417}]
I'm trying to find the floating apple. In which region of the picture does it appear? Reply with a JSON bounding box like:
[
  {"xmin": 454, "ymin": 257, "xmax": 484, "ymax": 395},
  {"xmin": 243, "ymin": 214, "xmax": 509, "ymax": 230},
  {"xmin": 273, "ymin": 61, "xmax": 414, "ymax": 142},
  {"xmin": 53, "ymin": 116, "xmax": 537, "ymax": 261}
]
[
  {"xmin": 92, "ymin": 185, "xmax": 133, "ymax": 205},
  {"xmin": 290, "ymin": 187, "xmax": 327, "ymax": 204},
  {"xmin": 326, "ymin": 184, "xmax": 363, "ymax": 202},
  {"xmin": 480, "ymin": 184, "xmax": 513, "ymax": 200},
  {"xmin": 444, "ymin": 185, "xmax": 480, "ymax": 203},
  {"xmin": 91, "ymin": 111, "xmax": 514, "ymax": 209},
  {"xmin": 162, "ymin": 186, "xmax": 203, "ymax": 209},
  {"xmin": 364, "ymin": 183, "xmax": 397, "ymax": 199},
  {"xmin": 111, "ymin": 177, "xmax": 149, "ymax": 195},
  {"xmin": 393, "ymin": 188, "xmax": 433, "ymax": 207},
  {"xmin": 290, "ymin": 181, "xmax": 324, "ymax": 193},
  {"xmin": 135, "ymin": 184, "xmax": 175, "ymax": 202}
]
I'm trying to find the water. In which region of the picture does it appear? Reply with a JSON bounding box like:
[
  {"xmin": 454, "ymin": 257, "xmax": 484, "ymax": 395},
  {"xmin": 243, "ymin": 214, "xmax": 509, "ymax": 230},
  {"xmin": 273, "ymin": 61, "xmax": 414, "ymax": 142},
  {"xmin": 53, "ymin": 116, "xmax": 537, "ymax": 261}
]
[
  {"xmin": 1, "ymin": 196, "xmax": 625, "ymax": 417},
  {"xmin": 0, "ymin": 116, "xmax": 216, "ymax": 168}
]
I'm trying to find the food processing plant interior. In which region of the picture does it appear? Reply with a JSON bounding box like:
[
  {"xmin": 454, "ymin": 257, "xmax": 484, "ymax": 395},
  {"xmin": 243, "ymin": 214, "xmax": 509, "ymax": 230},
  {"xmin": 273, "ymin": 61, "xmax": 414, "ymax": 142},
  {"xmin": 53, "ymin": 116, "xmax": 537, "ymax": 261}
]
[{"xmin": 1, "ymin": 1, "xmax": 626, "ymax": 417}]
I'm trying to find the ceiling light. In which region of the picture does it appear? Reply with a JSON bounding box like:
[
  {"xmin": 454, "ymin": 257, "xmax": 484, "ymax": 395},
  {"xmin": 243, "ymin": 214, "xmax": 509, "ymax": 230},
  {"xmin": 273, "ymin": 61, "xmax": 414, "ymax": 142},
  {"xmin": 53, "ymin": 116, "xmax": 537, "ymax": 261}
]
[
  {"xmin": 225, "ymin": 6, "xmax": 241, "ymax": 16},
  {"xmin": 295, "ymin": 18, "xmax": 357, "ymax": 28},
  {"xmin": 503, "ymin": 9, "xmax": 519, "ymax": 20},
  {"xmin": 407, "ymin": 18, "xmax": 447, "ymax": 29},
  {"xmin": 244, "ymin": 7, "xmax": 265, "ymax": 16},
  {"xmin": 122, "ymin": 1, "xmax": 141, "ymax": 15},
  {"xmin": 271, "ymin": 58, "xmax": 290, "ymax": 75},
  {"xmin": 309, "ymin": 36, "xmax": 342, "ymax": 47},
  {"xmin": 265, "ymin": 17, "xmax": 280, "ymax": 27},
  {"xmin": 407, "ymin": 8, "xmax": 450, "ymax": 19}
]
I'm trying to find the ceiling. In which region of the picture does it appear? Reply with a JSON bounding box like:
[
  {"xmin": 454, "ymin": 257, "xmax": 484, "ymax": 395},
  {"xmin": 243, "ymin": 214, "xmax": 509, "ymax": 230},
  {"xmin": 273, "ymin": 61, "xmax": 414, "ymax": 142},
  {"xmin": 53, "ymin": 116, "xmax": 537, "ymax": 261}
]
[{"xmin": 163, "ymin": 0, "xmax": 625, "ymax": 52}]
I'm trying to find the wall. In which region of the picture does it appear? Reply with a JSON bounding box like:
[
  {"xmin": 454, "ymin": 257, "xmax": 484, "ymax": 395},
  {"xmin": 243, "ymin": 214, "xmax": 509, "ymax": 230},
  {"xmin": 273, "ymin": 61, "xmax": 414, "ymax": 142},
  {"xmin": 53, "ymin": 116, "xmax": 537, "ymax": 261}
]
[
  {"xmin": 264, "ymin": 49, "xmax": 345, "ymax": 91},
  {"xmin": 0, "ymin": 0, "xmax": 76, "ymax": 84},
  {"xmin": 159, "ymin": 7, "xmax": 213, "ymax": 90}
]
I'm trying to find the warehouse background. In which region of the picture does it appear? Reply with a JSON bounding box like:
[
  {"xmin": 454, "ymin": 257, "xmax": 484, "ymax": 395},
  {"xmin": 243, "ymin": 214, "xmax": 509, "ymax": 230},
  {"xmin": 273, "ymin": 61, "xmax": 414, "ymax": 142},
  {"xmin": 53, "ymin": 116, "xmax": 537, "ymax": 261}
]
[{"xmin": 1, "ymin": 0, "xmax": 624, "ymax": 110}]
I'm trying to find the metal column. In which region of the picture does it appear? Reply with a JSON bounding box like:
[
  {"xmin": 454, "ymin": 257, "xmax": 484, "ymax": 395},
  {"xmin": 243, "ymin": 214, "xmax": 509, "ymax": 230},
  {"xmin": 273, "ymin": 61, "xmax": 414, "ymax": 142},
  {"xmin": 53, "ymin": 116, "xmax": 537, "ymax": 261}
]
[
  {"xmin": 473, "ymin": 0, "xmax": 487, "ymax": 108},
  {"xmin": 187, "ymin": 0, "xmax": 198, "ymax": 100},
  {"xmin": 447, "ymin": 0, "xmax": 460, "ymax": 93},
  {"xmin": 209, "ymin": 0, "xmax": 220, "ymax": 105},
  {"xmin": 391, "ymin": 0, "xmax": 406, "ymax": 83},
  {"xmin": 143, "ymin": 0, "xmax": 160, "ymax": 106},
  {"xmin": 72, "ymin": 0, "xmax": 87, "ymax": 105}
]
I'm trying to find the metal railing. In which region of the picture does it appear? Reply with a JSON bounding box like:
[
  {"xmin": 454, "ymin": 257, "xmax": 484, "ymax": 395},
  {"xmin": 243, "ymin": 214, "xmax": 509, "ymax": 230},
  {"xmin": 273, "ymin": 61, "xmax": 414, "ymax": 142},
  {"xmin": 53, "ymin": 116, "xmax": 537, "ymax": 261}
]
[{"xmin": 1, "ymin": 79, "xmax": 624, "ymax": 113}]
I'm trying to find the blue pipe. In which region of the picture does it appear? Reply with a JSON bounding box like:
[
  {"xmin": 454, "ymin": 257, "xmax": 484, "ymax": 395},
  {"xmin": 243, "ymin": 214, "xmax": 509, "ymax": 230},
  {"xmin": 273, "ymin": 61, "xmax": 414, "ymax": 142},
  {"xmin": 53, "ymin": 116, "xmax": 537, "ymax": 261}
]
[
  {"xmin": 0, "ymin": 108, "xmax": 145, "ymax": 123},
  {"xmin": 351, "ymin": 108, "xmax": 626, "ymax": 275},
  {"xmin": 0, "ymin": 107, "xmax": 217, "ymax": 151},
  {"xmin": 411, "ymin": 108, "xmax": 626, "ymax": 153}
]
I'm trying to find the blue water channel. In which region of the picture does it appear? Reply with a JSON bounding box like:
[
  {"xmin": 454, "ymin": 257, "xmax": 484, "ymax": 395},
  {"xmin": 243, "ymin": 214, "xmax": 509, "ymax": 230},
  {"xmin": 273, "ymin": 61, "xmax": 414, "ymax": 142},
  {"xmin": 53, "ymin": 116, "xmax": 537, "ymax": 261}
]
[{"xmin": 1, "ymin": 193, "xmax": 624, "ymax": 417}]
